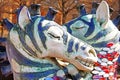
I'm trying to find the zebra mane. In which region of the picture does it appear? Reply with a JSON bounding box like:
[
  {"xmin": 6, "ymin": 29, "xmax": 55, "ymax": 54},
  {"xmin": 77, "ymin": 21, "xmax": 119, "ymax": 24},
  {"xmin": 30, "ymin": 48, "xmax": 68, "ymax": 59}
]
[
  {"xmin": 77, "ymin": 2, "xmax": 99, "ymax": 16},
  {"xmin": 3, "ymin": 5, "xmax": 58, "ymax": 32}
]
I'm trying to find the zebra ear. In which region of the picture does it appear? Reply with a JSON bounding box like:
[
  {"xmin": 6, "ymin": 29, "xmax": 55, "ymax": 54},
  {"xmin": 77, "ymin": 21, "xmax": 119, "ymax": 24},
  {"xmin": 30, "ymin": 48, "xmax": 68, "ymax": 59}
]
[
  {"xmin": 96, "ymin": 1, "xmax": 110, "ymax": 23},
  {"xmin": 18, "ymin": 6, "xmax": 31, "ymax": 30}
]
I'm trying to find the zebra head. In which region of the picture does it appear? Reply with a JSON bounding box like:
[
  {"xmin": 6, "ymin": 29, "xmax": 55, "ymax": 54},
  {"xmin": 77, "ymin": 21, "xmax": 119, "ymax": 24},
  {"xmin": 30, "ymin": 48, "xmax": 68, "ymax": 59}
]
[
  {"xmin": 64, "ymin": 1, "xmax": 120, "ymax": 79},
  {"xmin": 64, "ymin": 1, "xmax": 119, "ymax": 48},
  {"xmin": 7, "ymin": 6, "xmax": 97, "ymax": 71}
]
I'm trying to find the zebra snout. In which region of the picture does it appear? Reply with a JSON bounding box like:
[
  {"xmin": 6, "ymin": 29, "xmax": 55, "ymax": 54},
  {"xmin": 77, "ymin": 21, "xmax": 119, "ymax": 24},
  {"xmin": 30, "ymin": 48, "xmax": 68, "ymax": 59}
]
[{"xmin": 69, "ymin": 47, "xmax": 98, "ymax": 71}]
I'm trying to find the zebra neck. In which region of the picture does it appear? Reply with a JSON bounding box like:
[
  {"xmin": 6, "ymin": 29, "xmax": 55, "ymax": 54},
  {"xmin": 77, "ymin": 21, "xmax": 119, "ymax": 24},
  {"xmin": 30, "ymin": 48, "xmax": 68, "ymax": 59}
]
[
  {"xmin": 7, "ymin": 26, "xmax": 60, "ymax": 74},
  {"xmin": 88, "ymin": 29, "xmax": 119, "ymax": 49},
  {"xmin": 7, "ymin": 40, "xmax": 60, "ymax": 80},
  {"xmin": 93, "ymin": 32, "xmax": 120, "ymax": 52}
]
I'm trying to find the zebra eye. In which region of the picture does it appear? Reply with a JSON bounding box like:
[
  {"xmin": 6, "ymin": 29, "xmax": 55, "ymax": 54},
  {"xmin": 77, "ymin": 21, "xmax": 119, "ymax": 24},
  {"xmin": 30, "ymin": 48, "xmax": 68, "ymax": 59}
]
[
  {"xmin": 73, "ymin": 26, "xmax": 85, "ymax": 30},
  {"xmin": 48, "ymin": 33, "xmax": 60, "ymax": 40}
]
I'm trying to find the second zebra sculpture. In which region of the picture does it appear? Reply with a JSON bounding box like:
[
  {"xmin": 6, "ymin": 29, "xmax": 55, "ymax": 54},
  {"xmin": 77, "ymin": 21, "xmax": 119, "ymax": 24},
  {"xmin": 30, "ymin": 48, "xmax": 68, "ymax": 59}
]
[
  {"xmin": 64, "ymin": 1, "xmax": 120, "ymax": 80},
  {"xmin": 4, "ymin": 5, "xmax": 97, "ymax": 80}
]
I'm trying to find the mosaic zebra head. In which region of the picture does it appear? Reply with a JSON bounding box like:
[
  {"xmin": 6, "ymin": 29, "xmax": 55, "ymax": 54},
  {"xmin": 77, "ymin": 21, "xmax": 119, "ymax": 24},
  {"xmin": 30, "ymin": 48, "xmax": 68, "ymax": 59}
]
[
  {"xmin": 6, "ymin": 6, "xmax": 97, "ymax": 72},
  {"xmin": 64, "ymin": 1, "xmax": 120, "ymax": 79}
]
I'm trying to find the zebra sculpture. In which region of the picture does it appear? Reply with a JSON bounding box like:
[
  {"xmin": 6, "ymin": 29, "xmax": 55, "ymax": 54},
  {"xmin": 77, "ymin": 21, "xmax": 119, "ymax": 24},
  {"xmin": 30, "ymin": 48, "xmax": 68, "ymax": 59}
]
[
  {"xmin": 4, "ymin": 5, "xmax": 97, "ymax": 80},
  {"xmin": 64, "ymin": 1, "xmax": 120, "ymax": 80}
]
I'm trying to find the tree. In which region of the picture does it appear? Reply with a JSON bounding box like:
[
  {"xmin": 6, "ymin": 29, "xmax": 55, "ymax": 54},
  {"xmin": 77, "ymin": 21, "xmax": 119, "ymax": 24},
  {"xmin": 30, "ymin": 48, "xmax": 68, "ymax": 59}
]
[
  {"xmin": 0, "ymin": 0, "xmax": 9, "ymax": 37},
  {"xmin": 41, "ymin": 0, "xmax": 79, "ymax": 24}
]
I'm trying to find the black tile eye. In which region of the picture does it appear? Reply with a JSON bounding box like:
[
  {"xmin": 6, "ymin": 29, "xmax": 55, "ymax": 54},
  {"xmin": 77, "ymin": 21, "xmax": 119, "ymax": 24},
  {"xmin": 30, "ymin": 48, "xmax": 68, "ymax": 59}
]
[{"xmin": 48, "ymin": 33, "xmax": 60, "ymax": 40}]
